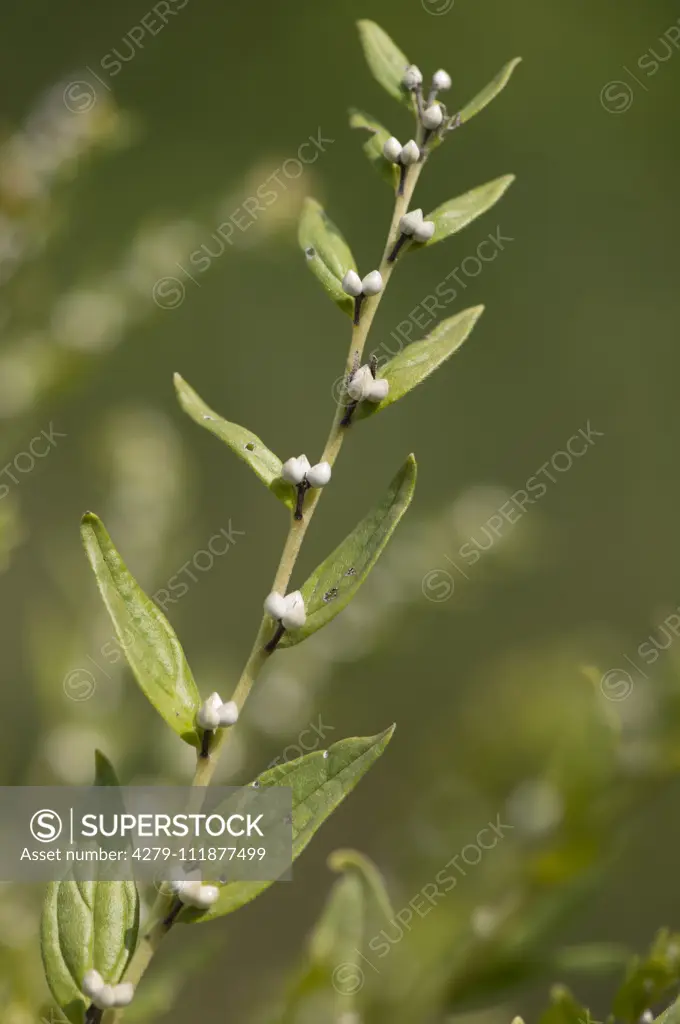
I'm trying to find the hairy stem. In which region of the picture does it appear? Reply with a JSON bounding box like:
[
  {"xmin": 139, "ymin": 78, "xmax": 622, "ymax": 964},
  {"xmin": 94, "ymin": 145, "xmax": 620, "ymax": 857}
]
[{"xmin": 111, "ymin": 161, "xmax": 424, "ymax": 1021}]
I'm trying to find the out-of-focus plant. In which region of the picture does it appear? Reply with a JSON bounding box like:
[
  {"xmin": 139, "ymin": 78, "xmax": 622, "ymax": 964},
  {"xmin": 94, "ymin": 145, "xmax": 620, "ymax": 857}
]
[{"xmin": 39, "ymin": 19, "xmax": 521, "ymax": 1024}]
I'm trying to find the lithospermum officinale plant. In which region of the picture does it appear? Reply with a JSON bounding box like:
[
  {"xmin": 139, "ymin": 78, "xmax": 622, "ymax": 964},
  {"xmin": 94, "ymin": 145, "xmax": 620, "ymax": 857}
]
[{"xmin": 40, "ymin": 21, "xmax": 520, "ymax": 1023}]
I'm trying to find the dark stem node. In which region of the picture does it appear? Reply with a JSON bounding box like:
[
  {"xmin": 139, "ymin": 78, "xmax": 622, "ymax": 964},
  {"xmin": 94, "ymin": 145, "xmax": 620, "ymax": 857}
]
[
  {"xmin": 397, "ymin": 164, "xmax": 408, "ymax": 197},
  {"xmin": 294, "ymin": 480, "xmax": 310, "ymax": 521},
  {"xmin": 85, "ymin": 1007, "xmax": 104, "ymax": 1024},
  {"xmin": 200, "ymin": 729, "xmax": 213, "ymax": 760},
  {"xmin": 388, "ymin": 232, "xmax": 408, "ymax": 263},
  {"xmin": 352, "ymin": 294, "xmax": 365, "ymax": 326},
  {"xmin": 162, "ymin": 898, "xmax": 183, "ymax": 930},
  {"xmin": 265, "ymin": 621, "xmax": 286, "ymax": 653},
  {"xmin": 341, "ymin": 399, "xmax": 359, "ymax": 428}
]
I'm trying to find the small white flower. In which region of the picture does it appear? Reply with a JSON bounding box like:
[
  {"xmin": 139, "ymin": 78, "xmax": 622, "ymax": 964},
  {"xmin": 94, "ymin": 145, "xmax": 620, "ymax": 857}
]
[
  {"xmin": 306, "ymin": 461, "xmax": 332, "ymax": 488},
  {"xmin": 383, "ymin": 136, "xmax": 402, "ymax": 163},
  {"xmin": 217, "ymin": 700, "xmax": 239, "ymax": 727},
  {"xmin": 281, "ymin": 590, "xmax": 306, "ymax": 630},
  {"xmin": 113, "ymin": 983, "xmax": 135, "ymax": 1008},
  {"xmin": 347, "ymin": 364, "xmax": 375, "ymax": 402},
  {"xmin": 432, "ymin": 69, "xmax": 452, "ymax": 91},
  {"xmin": 402, "ymin": 64, "xmax": 423, "ymax": 90},
  {"xmin": 82, "ymin": 970, "xmax": 104, "ymax": 999},
  {"xmin": 281, "ymin": 454, "xmax": 310, "ymax": 485},
  {"xmin": 399, "ymin": 209, "xmax": 424, "ymax": 236},
  {"xmin": 197, "ymin": 691, "xmax": 223, "ymax": 731},
  {"xmin": 413, "ymin": 220, "xmax": 435, "ymax": 243},
  {"xmin": 361, "ymin": 270, "xmax": 383, "ymax": 296},
  {"xmin": 341, "ymin": 269, "xmax": 362, "ymax": 297},
  {"xmin": 399, "ymin": 140, "xmax": 420, "ymax": 165},
  {"xmin": 264, "ymin": 591, "xmax": 288, "ymax": 621},
  {"xmin": 368, "ymin": 378, "xmax": 389, "ymax": 402},
  {"xmin": 422, "ymin": 104, "xmax": 443, "ymax": 130},
  {"xmin": 176, "ymin": 879, "xmax": 203, "ymax": 905},
  {"xmin": 94, "ymin": 985, "xmax": 117, "ymax": 1010}
]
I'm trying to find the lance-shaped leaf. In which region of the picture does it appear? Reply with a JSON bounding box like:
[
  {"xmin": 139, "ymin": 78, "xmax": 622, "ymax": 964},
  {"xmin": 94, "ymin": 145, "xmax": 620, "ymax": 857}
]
[
  {"xmin": 357, "ymin": 20, "xmax": 411, "ymax": 107},
  {"xmin": 279, "ymin": 456, "xmax": 417, "ymax": 647},
  {"xmin": 349, "ymin": 108, "xmax": 399, "ymax": 188},
  {"xmin": 459, "ymin": 57, "xmax": 522, "ymax": 123},
  {"xmin": 41, "ymin": 879, "xmax": 140, "ymax": 1024},
  {"xmin": 416, "ymin": 176, "xmax": 515, "ymax": 248},
  {"xmin": 174, "ymin": 373, "xmax": 293, "ymax": 508},
  {"xmin": 299, "ymin": 198, "xmax": 357, "ymax": 316},
  {"xmin": 357, "ymin": 307, "xmax": 483, "ymax": 420},
  {"xmin": 81, "ymin": 513, "xmax": 201, "ymax": 747},
  {"xmin": 182, "ymin": 727, "xmax": 395, "ymax": 922}
]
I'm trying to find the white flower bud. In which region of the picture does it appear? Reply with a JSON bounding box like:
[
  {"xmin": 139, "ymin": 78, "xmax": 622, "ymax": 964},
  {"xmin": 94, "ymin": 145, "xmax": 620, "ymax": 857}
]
[
  {"xmin": 82, "ymin": 970, "xmax": 104, "ymax": 999},
  {"xmin": 264, "ymin": 591, "xmax": 287, "ymax": 621},
  {"xmin": 399, "ymin": 140, "xmax": 420, "ymax": 165},
  {"xmin": 422, "ymin": 104, "xmax": 444, "ymax": 130},
  {"xmin": 177, "ymin": 880, "xmax": 203, "ymax": 905},
  {"xmin": 361, "ymin": 270, "xmax": 383, "ymax": 296},
  {"xmin": 281, "ymin": 590, "xmax": 306, "ymax": 630},
  {"xmin": 197, "ymin": 691, "xmax": 222, "ymax": 731},
  {"xmin": 306, "ymin": 461, "xmax": 332, "ymax": 488},
  {"xmin": 399, "ymin": 209, "xmax": 424, "ymax": 236},
  {"xmin": 94, "ymin": 985, "xmax": 117, "ymax": 1010},
  {"xmin": 196, "ymin": 884, "xmax": 220, "ymax": 908},
  {"xmin": 402, "ymin": 64, "xmax": 423, "ymax": 90},
  {"xmin": 281, "ymin": 455, "xmax": 310, "ymax": 485},
  {"xmin": 217, "ymin": 700, "xmax": 239, "ymax": 727},
  {"xmin": 113, "ymin": 983, "xmax": 135, "ymax": 1008},
  {"xmin": 413, "ymin": 220, "xmax": 436, "ymax": 243},
  {"xmin": 368, "ymin": 378, "xmax": 389, "ymax": 403},
  {"xmin": 432, "ymin": 69, "xmax": 452, "ymax": 91},
  {"xmin": 383, "ymin": 136, "xmax": 402, "ymax": 163},
  {"xmin": 347, "ymin": 364, "xmax": 374, "ymax": 402},
  {"xmin": 341, "ymin": 269, "xmax": 362, "ymax": 297}
]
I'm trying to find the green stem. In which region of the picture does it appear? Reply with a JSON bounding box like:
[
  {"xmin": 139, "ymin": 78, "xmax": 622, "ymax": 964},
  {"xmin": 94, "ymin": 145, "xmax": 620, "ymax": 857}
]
[{"xmin": 110, "ymin": 161, "xmax": 424, "ymax": 1021}]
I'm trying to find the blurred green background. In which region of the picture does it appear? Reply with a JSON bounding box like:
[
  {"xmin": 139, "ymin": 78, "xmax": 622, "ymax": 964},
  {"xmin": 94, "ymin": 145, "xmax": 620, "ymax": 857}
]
[{"xmin": 2, "ymin": 0, "xmax": 680, "ymax": 1021}]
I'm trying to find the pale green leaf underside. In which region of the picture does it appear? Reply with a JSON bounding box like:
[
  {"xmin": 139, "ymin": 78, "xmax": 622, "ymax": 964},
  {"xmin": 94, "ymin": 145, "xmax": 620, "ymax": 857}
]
[
  {"xmin": 328, "ymin": 848, "xmax": 395, "ymax": 926},
  {"xmin": 183, "ymin": 727, "xmax": 395, "ymax": 922},
  {"xmin": 357, "ymin": 20, "xmax": 411, "ymax": 106},
  {"xmin": 298, "ymin": 198, "xmax": 356, "ymax": 316},
  {"xmin": 349, "ymin": 108, "xmax": 399, "ymax": 188},
  {"xmin": 421, "ymin": 175, "xmax": 515, "ymax": 247},
  {"xmin": 174, "ymin": 373, "xmax": 293, "ymax": 508},
  {"xmin": 357, "ymin": 307, "xmax": 484, "ymax": 420},
  {"xmin": 279, "ymin": 456, "xmax": 416, "ymax": 646},
  {"xmin": 81, "ymin": 513, "xmax": 201, "ymax": 747},
  {"xmin": 41, "ymin": 879, "xmax": 139, "ymax": 1024},
  {"xmin": 460, "ymin": 57, "xmax": 522, "ymax": 123}
]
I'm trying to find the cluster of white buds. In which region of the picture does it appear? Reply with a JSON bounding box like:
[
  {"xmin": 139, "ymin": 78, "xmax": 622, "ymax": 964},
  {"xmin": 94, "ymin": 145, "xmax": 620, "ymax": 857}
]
[
  {"xmin": 169, "ymin": 871, "xmax": 220, "ymax": 909},
  {"xmin": 82, "ymin": 970, "xmax": 135, "ymax": 1010},
  {"xmin": 281, "ymin": 454, "xmax": 332, "ymax": 489},
  {"xmin": 264, "ymin": 590, "xmax": 306, "ymax": 629},
  {"xmin": 399, "ymin": 209, "xmax": 435, "ymax": 243},
  {"xmin": 197, "ymin": 692, "xmax": 239, "ymax": 731},
  {"xmin": 341, "ymin": 269, "xmax": 384, "ymax": 298},
  {"xmin": 382, "ymin": 137, "xmax": 420, "ymax": 167},
  {"xmin": 347, "ymin": 364, "xmax": 389, "ymax": 404}
]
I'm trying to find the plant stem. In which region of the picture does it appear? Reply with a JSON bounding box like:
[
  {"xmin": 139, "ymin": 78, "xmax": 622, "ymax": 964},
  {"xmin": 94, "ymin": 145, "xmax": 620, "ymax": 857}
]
[{"xmin": 110, "ymin": 161, "xmax": 424, "ymax": 1021}]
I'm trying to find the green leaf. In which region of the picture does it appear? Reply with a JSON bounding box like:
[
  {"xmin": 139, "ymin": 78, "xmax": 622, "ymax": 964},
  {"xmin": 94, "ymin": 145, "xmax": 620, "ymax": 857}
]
[
  {"xmin": 419, "ymin": 176, "xmax": 515, "ymax": 247},
  {"xmin": 81, "ymin": 513, "xmax": 201, "ymax": 747},
  {"xmin": 349, "ymin": 108, "xmax": 399, "ymax": 188},
  {"xmin": 613, "ymin": 930, "xmax": 680, "ymax": 1022},
  {"xmin": 279, "ymin": 455, "xmax": 417, "ymax": 646},
  {"xmin": 328, "ymin": 849, "xmax": 395, "ymax": 928},
  {"xmin": 298, "ymin": 198, "xmax": 356, "ymax": 316},
  {"xmin": 41, "ymin": 879, "xmax": 139, "ymax": 1024},
  {"xmin": 174, "ymin": 373, "xmax": 293, "ymax": 508},
  {"xmin": 357, "ymin": 20, "xmax": 411, "ymax": 106},
  {"xmin": 182, "ymin": 727, "xmax": 395, "ymax": 923},
  {"xmin": 459, "ymin": 57, "xmax": 522, "ymax": 123},
  {"xmin": 356, "ymin": 307, "xmax": 483, "ymax": 420},
  {"xmin": 538, "ymin": 985, "xmax": 589, "ymax": 1024}
]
